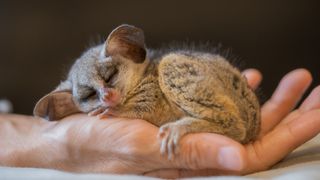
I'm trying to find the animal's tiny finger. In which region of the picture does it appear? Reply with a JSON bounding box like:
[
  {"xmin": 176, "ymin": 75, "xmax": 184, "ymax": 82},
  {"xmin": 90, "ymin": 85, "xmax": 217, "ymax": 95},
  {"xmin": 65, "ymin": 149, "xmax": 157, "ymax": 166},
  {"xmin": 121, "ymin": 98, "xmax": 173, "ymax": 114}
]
[
  {"xmin": 158, "ymin": 126, "xmax": 169, "ymax": 138},
  {"xmin": 98, "ymin": 109, "xmax": 111, "ymax": 119},
  {"xmin": 88, "ymin": 112, "xmax": 95, "ymax": 116},
  {"xmin": 161, "ymin": 125, "xmax": 169, "ymax": 131},
  {"xmin": 98, "ymin": 114, "xmax": 106, "ymax": 119},
  {"xmin": 167, "ymin": 136, "xmax": 174, "ymax": 160},
  {"xmin": 158, "ymin": 129, "xmax": 165, "ymax": 138},
  {"xmin": 88, "ymin": 107, "xmax": 105, "ymax": 116},
  {"xmin": 160, "ymin": 137, "xmax": 168, "ymax": 155}
]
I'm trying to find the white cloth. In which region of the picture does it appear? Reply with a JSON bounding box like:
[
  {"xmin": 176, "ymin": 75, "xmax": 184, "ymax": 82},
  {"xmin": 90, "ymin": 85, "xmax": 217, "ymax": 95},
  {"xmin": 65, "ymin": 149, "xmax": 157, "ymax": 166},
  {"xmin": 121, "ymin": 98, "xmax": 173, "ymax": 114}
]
[{"xmin": 0, "ymin": 99, "xmax": 13, "ymax": 113}]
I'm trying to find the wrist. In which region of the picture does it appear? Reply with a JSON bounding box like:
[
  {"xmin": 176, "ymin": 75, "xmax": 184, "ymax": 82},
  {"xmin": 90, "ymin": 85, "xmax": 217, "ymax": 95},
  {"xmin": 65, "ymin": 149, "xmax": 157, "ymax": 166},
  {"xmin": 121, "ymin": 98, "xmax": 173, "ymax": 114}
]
[{"xmin": 1, "ymin": 115, "xmax": 67, "ymax": 169}]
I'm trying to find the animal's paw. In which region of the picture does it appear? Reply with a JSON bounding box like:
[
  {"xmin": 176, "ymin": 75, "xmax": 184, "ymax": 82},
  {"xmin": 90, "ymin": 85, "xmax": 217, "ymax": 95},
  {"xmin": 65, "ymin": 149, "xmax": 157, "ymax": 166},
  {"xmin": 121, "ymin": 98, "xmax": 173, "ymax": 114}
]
[
  {"xmin": 98, "ymin": 108, "xmax": 118, "ymax": 119},
  {"xmin": 88, "ymin": 107, "xmax": 117, "ymax": 119},
  {"xmin": 158, "ymin": 122, "xmax": 188, "ymax": 160},
  {"xmin": 88, "ymin": 107, "xmax": 107, "ymax": 116}
]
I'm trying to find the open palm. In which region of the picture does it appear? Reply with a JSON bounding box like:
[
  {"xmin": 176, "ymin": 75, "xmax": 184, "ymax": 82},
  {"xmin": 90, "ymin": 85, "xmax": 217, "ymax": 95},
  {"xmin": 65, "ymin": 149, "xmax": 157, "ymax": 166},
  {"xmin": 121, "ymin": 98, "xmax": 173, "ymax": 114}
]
[{"xmin": 48, "ymin": 68, "xmax": 319, "ymax": 178}]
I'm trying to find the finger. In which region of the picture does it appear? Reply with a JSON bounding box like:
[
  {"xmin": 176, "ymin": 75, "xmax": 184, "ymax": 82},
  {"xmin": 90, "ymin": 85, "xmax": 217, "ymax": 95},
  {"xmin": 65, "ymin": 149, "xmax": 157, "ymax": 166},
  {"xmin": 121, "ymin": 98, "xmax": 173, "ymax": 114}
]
[
  {"xmin": 165, "ymin": 133, "xmax": 246, "ymax": 171},
  {"xmin": 242, "ymin": 68, "xmax": 263, "ymax": 90},
  {"xmin": 277, "ymin": 85, "xmax": 320, "ymax": 126},
  {"xmin": 146, "ymin": 134, "xmax": 247, "ymax": 178},
  {"xmin": 259, "ymin": 69, "xmax": 312, "ymax": 136},
  {"xmin": 299, "ymin": 85, "xmax": 320, "ymax": 112},
  {"xmin": 246, "ymin": 109, "xmax": 320, "ymax": 173}
]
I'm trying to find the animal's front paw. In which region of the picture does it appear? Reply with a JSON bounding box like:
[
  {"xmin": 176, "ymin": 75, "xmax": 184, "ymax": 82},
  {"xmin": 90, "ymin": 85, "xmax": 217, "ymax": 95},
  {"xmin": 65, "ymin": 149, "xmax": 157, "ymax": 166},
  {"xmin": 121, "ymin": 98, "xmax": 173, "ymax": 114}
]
[
  {"xmin": 88, "ymin": 106, "xmax": 107, "ymax": 116},
  {"xmin": 88, "ymin": 107, "xmax": 117, "ymax": 119},
  {"xmin": 158, "ymin": 122, "xmax": 188, "ymax": 160},
  {"xmin": 97, "ymin": 108, "xmax": 118, "ymax": 119}
]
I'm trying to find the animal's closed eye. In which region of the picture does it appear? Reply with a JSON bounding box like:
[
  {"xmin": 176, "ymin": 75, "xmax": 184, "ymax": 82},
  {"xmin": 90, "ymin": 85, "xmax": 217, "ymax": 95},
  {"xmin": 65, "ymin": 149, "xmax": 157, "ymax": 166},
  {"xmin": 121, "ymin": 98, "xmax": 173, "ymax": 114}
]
[
  {"xmin": 79, "ymin": 87, "xmax": 98, "ymax": 101},
  {"xmin": 85, "ymin": 91, "xmax": 97, "ymax": 99}
]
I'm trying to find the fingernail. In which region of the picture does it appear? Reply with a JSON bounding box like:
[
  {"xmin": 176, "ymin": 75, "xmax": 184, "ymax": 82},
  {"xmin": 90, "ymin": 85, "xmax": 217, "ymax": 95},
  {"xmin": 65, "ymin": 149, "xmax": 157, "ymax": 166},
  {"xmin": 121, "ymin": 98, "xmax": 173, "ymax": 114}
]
[{"xmin": 217, "ymin": 147, "xmax": 243, "ymax": 171}]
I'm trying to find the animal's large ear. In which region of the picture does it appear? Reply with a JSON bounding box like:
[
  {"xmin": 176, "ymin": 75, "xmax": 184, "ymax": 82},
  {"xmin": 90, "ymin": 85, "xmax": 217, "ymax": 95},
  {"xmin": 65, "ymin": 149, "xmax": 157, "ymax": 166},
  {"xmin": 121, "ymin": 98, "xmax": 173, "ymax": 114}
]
[
  {"xmin": 33, "ymin": 81, "xmax": 81, "ymax": 121},
  {"xmin": 104, "ymin": 24, "xmax": 146, "ymax": 63}
]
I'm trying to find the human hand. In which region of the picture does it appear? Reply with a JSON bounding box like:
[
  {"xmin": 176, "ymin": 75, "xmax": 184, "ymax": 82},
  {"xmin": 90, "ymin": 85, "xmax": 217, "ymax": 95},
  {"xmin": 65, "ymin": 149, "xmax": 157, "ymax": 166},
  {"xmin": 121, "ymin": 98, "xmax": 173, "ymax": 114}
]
[
  {"xmin": 144, "ymin": 68, "xmax": 320, "ymax": 178},
  {"xmin": 2, "ymin": 69, "xmax": 319, "ymax": 179},
  {"xmin": 50, "ymin": 68, "xmax": 319, "ymax": 178}
]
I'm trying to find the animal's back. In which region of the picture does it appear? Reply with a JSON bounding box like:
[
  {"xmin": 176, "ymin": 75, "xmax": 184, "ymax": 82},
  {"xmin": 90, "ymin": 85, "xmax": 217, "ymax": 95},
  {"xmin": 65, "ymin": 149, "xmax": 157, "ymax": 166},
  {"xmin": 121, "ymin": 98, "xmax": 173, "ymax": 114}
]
[{"xmin": 156, "ymin": 51, "xmax": 260, "ymax": 143}]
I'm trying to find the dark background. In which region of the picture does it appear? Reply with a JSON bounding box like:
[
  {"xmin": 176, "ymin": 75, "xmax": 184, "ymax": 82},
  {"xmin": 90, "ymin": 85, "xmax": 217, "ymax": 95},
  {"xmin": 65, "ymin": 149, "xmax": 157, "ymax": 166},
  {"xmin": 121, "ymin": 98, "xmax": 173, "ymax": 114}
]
[{"xmin": 0, "ymin": 0, "xmax": 319, "ymax": 114}]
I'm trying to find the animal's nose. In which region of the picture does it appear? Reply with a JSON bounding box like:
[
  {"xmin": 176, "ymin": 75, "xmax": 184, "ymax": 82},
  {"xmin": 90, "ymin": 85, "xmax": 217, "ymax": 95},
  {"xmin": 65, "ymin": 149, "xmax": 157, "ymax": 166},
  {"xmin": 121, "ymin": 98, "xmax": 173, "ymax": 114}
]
[{"xmin": 98, "ymin": 88, "xmax": 121, "ymax": 107}]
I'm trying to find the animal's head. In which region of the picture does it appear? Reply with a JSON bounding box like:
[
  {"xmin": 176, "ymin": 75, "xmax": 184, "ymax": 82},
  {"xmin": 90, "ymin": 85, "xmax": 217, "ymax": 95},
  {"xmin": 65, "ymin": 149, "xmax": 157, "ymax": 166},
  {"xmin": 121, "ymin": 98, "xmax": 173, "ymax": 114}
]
[{"xmin": 34, "ymin": 24, "xmax": 148, "ymax": 121}]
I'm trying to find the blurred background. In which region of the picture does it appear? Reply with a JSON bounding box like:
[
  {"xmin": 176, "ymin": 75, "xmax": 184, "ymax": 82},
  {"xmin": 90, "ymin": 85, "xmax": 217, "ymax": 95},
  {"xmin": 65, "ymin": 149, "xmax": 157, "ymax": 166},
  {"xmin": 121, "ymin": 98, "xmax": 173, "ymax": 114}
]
[{"xmin": 0, "ymin": 0, "xmax": 319, "ymax": 114}]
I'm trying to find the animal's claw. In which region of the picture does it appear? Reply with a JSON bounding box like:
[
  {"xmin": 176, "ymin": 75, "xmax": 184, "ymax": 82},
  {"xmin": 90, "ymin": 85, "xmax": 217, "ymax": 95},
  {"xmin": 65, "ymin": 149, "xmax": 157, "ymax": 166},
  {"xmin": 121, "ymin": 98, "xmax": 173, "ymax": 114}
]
[
  {"xmin": 88, "ymin": 107, "xmax": 107, "ymax": 116},
  {"xmin": 158, "ymin": 122, "xmax": 187, "ymax": 160},
  {"xmin": 98, "ymin": 108, "xmax": 117, "ymax": 119}
]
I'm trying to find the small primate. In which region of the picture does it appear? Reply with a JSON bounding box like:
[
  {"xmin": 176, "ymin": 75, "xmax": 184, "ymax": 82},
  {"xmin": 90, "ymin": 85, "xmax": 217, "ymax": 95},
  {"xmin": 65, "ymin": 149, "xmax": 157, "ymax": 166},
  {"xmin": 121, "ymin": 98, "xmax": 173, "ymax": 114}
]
[{"xmin": 34, "ymin": 24, "xmax": 260, "ymax": 158}]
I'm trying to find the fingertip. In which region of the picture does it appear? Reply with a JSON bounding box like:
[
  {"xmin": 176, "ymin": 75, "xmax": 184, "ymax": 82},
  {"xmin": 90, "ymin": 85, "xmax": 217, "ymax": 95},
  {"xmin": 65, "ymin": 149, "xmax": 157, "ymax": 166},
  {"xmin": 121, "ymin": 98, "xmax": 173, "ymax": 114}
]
[
  {"xmin": 285, "ymin": 68, "xmax": 313, "ymax": 86},
  {"xmin": 217, "ymin": 146, "xmax": 247, "ymax": 171},
  {"xmin": 272, "ymin": 68, "xmax": 313, "ymax": 103},
  {"xmin": 242, "ymin": 68, "xmax": 263, "ymax": 90},
  {"xmin": 299, "ymin": 85, "xmax": 320, "ymax": 112},
  {"xmin": 243, "ymin": 68, "xmax": 262, "ymax": 78},
  {"xmin": 292, "ymin": 68, "xmax": 312, "ymax": 79},
  {"xmin": 180, "ymin": 134, "xmax": 247, "ymax": 171}
]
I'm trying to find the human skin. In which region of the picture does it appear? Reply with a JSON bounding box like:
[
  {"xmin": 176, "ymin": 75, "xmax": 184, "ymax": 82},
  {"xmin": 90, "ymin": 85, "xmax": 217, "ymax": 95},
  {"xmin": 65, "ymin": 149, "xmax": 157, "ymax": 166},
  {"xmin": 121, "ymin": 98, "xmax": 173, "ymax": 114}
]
[{"xmin": 0, "ymin": 68, "xmax": 319, "ymax": 179}]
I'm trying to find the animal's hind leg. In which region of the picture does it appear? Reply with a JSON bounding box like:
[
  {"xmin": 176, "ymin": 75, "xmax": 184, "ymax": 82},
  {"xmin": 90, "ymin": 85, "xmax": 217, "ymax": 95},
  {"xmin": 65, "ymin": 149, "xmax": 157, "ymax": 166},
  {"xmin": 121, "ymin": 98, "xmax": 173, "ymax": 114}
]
[{"xmin": 158, "ymin": 115, "xmax": 245, "ymax": 159}]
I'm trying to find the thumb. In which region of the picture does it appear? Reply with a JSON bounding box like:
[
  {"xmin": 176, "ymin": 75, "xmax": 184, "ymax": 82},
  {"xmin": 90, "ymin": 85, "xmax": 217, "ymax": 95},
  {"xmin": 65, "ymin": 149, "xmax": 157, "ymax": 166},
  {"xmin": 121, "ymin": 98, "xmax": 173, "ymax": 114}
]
[
  {"xmin": 146, "ymin": 133, "xmax": 247, "ymax": 178},
  {"xmin": 171, "ymin": 133, "xmax": 246, "ymax": 170}
]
